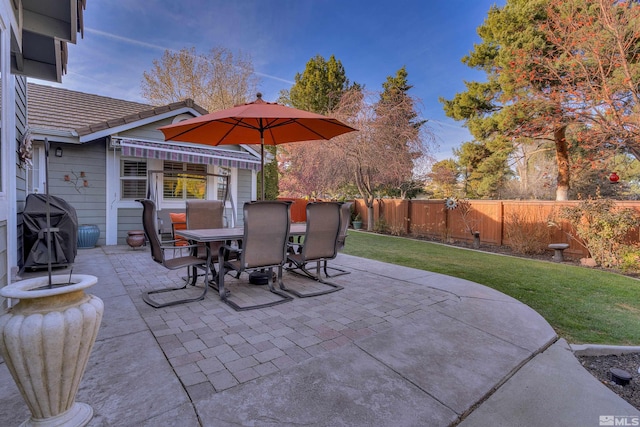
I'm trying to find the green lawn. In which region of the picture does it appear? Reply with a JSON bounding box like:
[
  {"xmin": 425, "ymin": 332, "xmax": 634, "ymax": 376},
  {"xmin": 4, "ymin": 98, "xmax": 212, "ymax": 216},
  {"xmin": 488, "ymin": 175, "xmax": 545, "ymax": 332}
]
[{"xmin": 342, "ymin": 231, "xmax": 640, "ymax": 345}]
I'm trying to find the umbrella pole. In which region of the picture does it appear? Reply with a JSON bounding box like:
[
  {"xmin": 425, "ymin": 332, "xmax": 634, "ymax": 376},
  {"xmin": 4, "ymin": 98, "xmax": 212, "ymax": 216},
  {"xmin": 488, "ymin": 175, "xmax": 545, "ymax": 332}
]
[
  {"xmin": 260, "ymin": 140, "xmax": 265, "ymax": 200},
  {"xmin": 259, "ymin": 126, "xmax": 265, "ymax": 201}
]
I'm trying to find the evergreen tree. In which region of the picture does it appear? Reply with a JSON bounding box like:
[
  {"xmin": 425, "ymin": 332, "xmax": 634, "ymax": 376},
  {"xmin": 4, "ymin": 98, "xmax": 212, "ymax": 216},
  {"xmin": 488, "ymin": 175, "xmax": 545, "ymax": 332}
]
[
  {"xmin": 442, "ymin": 0, "xmax": 640, "ymax": 200},
  {"xmin": 455, "ymin": 139, "xmax": 512, "ymax": 199},
  {"xmin": 374, "ymin": 67, "xmax": 428, "ymax": 199},
  {"xmin": 258, "ymin": 146, "xmax": 279, "ymax": 200},
  {"xmin": 279, "ymin": 54, "xmax": 351, "ymax": 113}
]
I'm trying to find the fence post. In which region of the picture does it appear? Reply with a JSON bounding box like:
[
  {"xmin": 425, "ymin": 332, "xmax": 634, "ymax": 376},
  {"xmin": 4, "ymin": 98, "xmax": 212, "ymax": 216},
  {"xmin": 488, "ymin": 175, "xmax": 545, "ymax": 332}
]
[
  {"xmin": 499, "ymin": 201, "xmax": 504, "ymax": 246},
  {"xmin": 405, "ymin": 200, "xmax": 411, "ymax": 234}
]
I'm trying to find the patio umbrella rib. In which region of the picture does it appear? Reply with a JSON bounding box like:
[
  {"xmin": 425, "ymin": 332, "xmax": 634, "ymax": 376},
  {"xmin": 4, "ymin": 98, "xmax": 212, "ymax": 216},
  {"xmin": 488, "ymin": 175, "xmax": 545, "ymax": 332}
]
[
  {"xmin": 164, "ymin": 121, "xmax": 211, "ymax": 142},
  {"xmin": 214, "ymin": 119, "xmax": 247, "ymax": 145}
]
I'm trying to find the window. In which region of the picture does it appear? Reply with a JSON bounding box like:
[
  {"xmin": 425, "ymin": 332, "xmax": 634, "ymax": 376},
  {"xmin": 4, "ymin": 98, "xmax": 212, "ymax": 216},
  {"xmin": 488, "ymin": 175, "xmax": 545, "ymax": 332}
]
[
  {"xmin": 163, "ymin": 161, "xmax": 207, "ymax": 200},
  {"xmin": 121, "ymin": 160, "xmax": 147, "ymax": 199},
  {"xmin": 217, "ymin": 167, "xmax": 231, "ymax": 201}
]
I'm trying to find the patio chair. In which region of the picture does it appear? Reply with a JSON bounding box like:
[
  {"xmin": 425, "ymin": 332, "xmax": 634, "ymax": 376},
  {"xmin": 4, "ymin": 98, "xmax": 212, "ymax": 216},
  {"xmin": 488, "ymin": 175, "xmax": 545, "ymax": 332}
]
[
  {"xmin": 169, "ymin": 212, "xmax": 188, "ymax": 247},
  {"xmin": 137, "ymin": 199, "xmax": 210, "ymax": 308},
  {"xmin": 282, "ymin": 201, "xmax": 344, "ymax": 297},
  {"xmin": 186, "ymin": 200, "xmax": 225, "ymax": 276},
  {"xmin": 215, "ymin": 200, "xmax": 294, "ymax": 311},
  {"xmin": 323, "ymin": 202, "xmax": 352, "ymax": 277}
]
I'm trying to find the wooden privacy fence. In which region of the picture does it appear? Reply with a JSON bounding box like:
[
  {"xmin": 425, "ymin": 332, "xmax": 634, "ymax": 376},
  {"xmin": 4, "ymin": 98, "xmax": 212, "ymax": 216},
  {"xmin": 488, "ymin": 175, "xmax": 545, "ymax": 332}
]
[
  {"xmin": 277, "ymin": 198, "xmax": 310, "ymax": 223},
  {"xmin": 348, "ymin": 199, "xmax": 640, "ymax": 259},
  {"xmin": 278, "ymin": 198, "xmax": 640, "ymax": 258}
]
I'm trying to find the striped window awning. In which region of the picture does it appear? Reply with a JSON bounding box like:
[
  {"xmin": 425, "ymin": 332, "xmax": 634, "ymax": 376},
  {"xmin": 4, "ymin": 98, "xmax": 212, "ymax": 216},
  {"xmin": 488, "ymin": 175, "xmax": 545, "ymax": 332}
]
[{"xmin": 118, "ymin": 139, "xmax": 261, "ymax": 171}]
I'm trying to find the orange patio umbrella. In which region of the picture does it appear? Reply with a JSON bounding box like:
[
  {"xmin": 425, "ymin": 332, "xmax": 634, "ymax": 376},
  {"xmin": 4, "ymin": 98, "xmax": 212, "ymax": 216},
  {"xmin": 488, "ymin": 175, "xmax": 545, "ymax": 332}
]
[{"xmin": 158, "ymin": 93, "xmax": 357, "ymax": 199}]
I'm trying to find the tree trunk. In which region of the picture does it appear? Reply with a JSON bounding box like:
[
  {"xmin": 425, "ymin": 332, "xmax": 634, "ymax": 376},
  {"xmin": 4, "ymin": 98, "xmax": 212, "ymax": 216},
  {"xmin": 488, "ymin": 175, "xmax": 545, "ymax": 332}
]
[
  {"xmin": 354, "ymin": 167, "xmax": 376, "ymax": 231},
  {"xmin": 367, "ymin": 205, "xmax": 375, "ymax": 230},
  {"xmin": 554, "ymin": 126, "xmax": 570, "ymax": 201}
]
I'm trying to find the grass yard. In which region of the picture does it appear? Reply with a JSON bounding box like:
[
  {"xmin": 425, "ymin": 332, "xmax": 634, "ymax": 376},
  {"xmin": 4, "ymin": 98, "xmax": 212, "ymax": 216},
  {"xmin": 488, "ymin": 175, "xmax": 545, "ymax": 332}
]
[{"xmin": 342, "ymin": 231, "xmax": 640, "ymax": 345}]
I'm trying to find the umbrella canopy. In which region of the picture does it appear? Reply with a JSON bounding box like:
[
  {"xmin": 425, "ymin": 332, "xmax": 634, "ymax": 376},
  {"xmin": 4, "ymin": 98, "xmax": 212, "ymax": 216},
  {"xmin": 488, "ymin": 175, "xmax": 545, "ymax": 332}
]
[{"xmin": 158, "ymin": 93, "xmax": 357, "ymax": 199}]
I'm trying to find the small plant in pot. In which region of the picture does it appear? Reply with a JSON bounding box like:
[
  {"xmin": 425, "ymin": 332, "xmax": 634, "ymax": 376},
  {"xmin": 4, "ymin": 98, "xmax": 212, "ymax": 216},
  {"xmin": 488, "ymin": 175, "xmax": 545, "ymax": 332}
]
[{"xmin": 351, "ymin": 213, "xmax": 363, "ymax": 230}]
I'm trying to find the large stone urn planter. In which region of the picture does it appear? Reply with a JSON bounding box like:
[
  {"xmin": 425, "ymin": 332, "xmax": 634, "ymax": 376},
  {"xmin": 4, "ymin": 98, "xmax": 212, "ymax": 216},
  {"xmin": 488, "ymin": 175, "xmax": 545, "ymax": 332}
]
[{"xmin": 0, "ymin": 274, "xmax": 103, "ymax": 427}]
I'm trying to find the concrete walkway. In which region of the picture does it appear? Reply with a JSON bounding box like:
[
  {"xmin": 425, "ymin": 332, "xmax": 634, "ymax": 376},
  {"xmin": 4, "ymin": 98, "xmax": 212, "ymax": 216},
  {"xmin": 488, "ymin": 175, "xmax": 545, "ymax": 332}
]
[{"xmin": 1, "ymin": 244, "xmax": 638, "ymax": 426}]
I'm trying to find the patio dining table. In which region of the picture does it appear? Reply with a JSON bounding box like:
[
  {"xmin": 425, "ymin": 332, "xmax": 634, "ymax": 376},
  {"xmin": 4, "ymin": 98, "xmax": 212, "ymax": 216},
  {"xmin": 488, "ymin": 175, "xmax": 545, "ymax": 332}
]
[
  {"xmin": 176, "ymin": 223, "xmax": 307, "ymax": 302},
  {"xmin": 176, "ymin": 223, "xmax": 306, "ymax": 243}
]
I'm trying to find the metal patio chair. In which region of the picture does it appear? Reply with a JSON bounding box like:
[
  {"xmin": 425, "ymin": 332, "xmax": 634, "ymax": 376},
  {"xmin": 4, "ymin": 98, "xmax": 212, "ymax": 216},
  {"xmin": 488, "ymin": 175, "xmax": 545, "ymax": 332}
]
[
  {"xmin": 137, "ymin": 199, "xmax": 210, "ymax": 308},
  {"xmin": 215, "ymin": 200, "xmax": 294, "ymax": 311},
  {"xmin": 186, "ymin": 200, "xmax": 225, "ymax": 277},
  {"xmin": 323, "ymin": 201, "xmax": 352, "ymax": 278},
  {"xmin": 282, "ymin": 201, "xmax": 344, "ymax": 297}
]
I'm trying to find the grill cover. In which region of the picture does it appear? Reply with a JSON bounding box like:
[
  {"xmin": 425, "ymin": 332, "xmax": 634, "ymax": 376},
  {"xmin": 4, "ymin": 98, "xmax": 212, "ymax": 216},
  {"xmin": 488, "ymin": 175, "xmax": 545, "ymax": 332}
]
[{"xmin": 23, "ymin": 194, "xmax": 78, "ymax": 268}]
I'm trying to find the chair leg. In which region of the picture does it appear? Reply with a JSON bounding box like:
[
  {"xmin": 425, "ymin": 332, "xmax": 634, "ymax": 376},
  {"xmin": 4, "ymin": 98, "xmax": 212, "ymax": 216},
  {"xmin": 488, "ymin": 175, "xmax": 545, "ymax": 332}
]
[
  {"xmin": 323, "ymin": 260, "xmax": 351, "ymax": 278},
  {"xmin": 143, "ymin": 264, "xmax": 209, "ymax": 308},
  {"xmin": 282, "ymin": 260, "xmax": 343, "ymax": 298},
  {"xmin": 182, "ymin": 264, "xmax": 204, "ymax": 284},
  {"xmin": 214, "ymin": 264, "xmax": 292, "ymax": 312}
]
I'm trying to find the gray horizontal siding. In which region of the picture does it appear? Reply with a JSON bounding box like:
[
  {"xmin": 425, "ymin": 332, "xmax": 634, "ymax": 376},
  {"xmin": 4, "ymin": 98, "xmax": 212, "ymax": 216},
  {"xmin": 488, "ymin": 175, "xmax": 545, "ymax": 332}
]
[
  {"xmin": 0, "ymin": 222, "xmax": 7, "ymax": 286},
  {"xmin": 117, "ymin": 208, "xmax": 144, "ymax": 245},
  {"xmin": 236, "ymin": 168, "xmax": 254, "ymax": 223},
  {"xmin": 16, "ymin": 76, "xmax": 28, "ymax": 268},
  {"xmin": 47, "ymin": 141, "xmax": 107, "ymax": 245}
]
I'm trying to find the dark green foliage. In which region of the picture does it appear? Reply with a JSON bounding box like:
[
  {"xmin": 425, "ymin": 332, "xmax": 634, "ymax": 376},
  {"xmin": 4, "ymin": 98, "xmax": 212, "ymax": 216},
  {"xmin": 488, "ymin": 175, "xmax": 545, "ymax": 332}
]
[
  {"xmin": 280, "ymin": 55, "xmax": 352, "ymax": 114},
  {"xmin": 455, "ymin": 139, "xmax": 513, "ymax": 198},
  {"xmin": 258, "ymin": 146, "xmax": 279, "ymax": 200},
  {"xmin": 560, "ymin": 197, "xmax": 639, "ymax": 267}
]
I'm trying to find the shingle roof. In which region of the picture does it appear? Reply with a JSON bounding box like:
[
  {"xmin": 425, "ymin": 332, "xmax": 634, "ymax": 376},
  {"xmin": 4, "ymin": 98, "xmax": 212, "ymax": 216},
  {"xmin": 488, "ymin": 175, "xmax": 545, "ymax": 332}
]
[{"xmin": 27, "ymin": 83, "xmax": 208, "ymax": 137}]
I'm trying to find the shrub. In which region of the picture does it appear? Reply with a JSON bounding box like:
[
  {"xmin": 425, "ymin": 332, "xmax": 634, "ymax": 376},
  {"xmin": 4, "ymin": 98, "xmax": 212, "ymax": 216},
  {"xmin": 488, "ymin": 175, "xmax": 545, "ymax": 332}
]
[
  {"xmin": 374, "ymin": 218, "xmax": 388, "ymax": 233},
  {"xmin": 456, "ymin": 199, "xmax": 478, "ymax": 236},
  {"xmin": 619, "ymin": 245, "xmax": 640, "ymax": 273},
  {"xmin": 410, "ymin": 223, "xmax": 431, "ymax": 239},
  {"xmin": 505, "ymin": 209, "xmax": 553, "ymax": 255},
  {"xmin": 560, "ymin": 197, "xmax": 638, "ymax": 268},
  {"xmin": 387, "ymin": 224, "xmax": 406, "ymax": 236}
]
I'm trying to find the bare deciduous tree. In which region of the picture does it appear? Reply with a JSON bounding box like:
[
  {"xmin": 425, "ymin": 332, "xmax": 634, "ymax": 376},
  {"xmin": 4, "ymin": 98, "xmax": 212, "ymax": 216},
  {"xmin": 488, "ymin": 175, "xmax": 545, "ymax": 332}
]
[
  {"xmin": 279, "ymin": 88, "xmax": 433, "ymax": 230},
  {"xmin": 141, "ymin": 46, "xmax": 259, "ymax": 112}
]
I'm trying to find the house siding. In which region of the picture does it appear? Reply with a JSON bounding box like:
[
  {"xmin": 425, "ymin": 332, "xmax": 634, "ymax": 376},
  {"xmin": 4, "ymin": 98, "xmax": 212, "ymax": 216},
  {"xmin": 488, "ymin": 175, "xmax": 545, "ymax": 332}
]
[
  {"xmin": 117, "ymin": 208, "xmax": 144, "ymax": 244},
  {"xmin": 0, "ymin": 221, "xmax": 6, "ymax": 286},
  {"xmin": 46, "ymin": 140, "xmax": 107, "ymax": 246},
  {"xmin": 120, "ymin": 122, "xmax": 171, "ymax": 141},
  {"xmin": 236, "ymin": 168, "xmax": 254, "ymax": 223},
  {"xmin": 14, "ymin": 76, "xmax": 27, "ymax": 270}
]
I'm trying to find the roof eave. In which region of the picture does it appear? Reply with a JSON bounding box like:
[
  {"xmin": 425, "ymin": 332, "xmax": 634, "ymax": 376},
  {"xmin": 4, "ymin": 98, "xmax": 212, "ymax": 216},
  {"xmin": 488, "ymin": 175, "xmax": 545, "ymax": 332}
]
[
  {"xmin": 11, "ymin": 34, "xmax": 63, "ymax": 82},
  {"xmin": 78, "ymin": 106, "xmax": 205, "ymax": 143},
  {"xmin": 22, "ymin": 1, "xmax": 77, "ymax": 44},
  {"xmin": 30, "ymin": 127, "xmax": 78, "ymax": 144},
  {"xmin": 10, "ymin": 0, "xmax": 85, "ymax": 82}
]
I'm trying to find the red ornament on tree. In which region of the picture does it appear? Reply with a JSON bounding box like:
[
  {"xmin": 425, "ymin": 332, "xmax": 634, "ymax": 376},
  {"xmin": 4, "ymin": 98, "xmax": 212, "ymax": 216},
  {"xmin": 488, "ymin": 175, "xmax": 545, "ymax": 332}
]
[{"xmin": 609, "ymin": 172, "xmax": 620, "ymax": 183}]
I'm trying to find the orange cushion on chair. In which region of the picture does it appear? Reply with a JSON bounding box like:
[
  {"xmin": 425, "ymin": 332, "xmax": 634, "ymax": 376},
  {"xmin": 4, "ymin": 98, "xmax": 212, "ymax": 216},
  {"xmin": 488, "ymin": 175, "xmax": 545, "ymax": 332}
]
[{"xmin": 169, "ymin": 212, "xmax": 188, "ymax": 246}]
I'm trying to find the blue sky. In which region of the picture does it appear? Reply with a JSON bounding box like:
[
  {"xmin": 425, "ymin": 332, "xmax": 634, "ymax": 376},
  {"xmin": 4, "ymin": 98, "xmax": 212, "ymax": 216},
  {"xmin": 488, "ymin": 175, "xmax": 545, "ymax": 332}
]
[{"xmin": 39, "ymin": 0, "xmax": 504, "ymax": 161}]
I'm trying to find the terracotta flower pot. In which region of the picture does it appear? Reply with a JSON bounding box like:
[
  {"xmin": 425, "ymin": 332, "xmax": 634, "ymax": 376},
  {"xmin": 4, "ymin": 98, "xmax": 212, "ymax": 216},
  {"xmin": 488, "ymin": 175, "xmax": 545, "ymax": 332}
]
[
  {"xmin": 126, "ymin": 230, "xmax": 145, "ymax": 249},
  {"xmin": 0, "ymin": 274, "xmax": 103, "ymax": 427}
]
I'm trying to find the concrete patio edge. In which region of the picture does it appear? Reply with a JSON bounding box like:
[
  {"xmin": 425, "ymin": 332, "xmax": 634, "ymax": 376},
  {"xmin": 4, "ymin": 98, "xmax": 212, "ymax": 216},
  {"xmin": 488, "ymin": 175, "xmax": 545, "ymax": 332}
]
[{"xmin": 570, "ymin": 343, "xmax": 640, "ymax": 357}]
